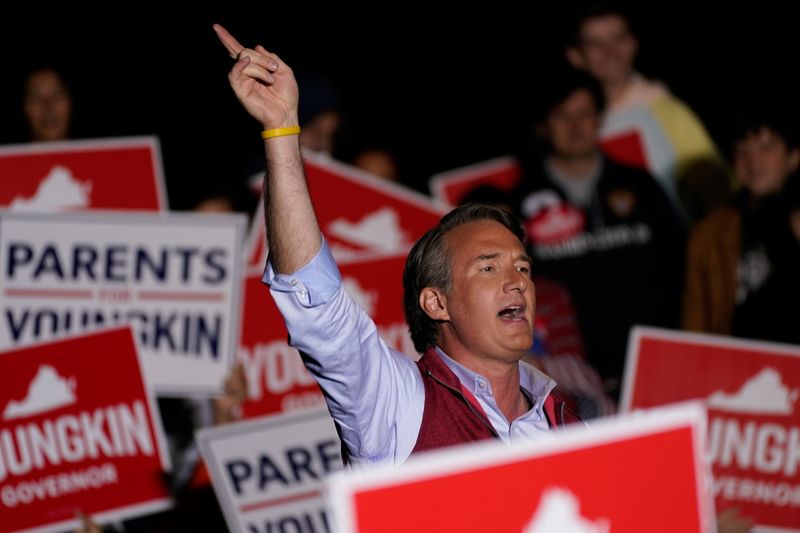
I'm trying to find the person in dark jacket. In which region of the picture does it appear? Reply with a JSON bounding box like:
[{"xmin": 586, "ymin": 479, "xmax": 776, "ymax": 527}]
[
  {"xmin": 513, "ymin": 68, "xmax": 685, "ymax": 398},
  {"xmin": 683, "ymin": 110, "xmax": 800, "ymax": 345}
]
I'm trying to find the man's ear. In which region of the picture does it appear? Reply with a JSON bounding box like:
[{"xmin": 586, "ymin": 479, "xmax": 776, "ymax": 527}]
[
  {"xmin": 565, "ymin": 46, "xmax": 586, "ymax": 70},
  {"xmin": 419, "ymin": 287, "xmax": 449, "ymax": 321}
]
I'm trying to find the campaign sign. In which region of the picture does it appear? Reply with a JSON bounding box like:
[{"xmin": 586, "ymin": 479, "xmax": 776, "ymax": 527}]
[
  {"xmin": 0, "ymin": 137, "xmax": 167, "ymax": 212},
  {"xmin": 621, "ymin": 326, "xmax": 800, "ymax": 531},
  {"xmin": 245, "ymin": 151, "xmax": 447, "ymax": 269},
  {"xmin": 428, "ymin": 156, "xmax": 522, "ymax": 206},
  {"xmin": 328, "ymin": 402, "xmax": 713, "ymax": 533},
  {"xmin": 196, "ymin": 409, "xmax": 342, "ymax": 533},
  {"xmin": 0, "ymin": 327, "xmax": 171, "ymax": 533},
  {"xmin": 600, "ymin": 131, "xmax": 648, "ymax": 172},
  {"xmin": 0, "ymin": 212, "xmax": 245, "ymax": 395},
  {"xmin": 238, "ymin": 275, "xmax": 325, "ymax": 418},
  {"xmin": 239, "ymin": 253, "xmax": 413, "ymax": 418}
]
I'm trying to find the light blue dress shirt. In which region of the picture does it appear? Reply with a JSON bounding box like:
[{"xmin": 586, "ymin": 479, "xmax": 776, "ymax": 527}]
[{"xmin": 264, "ymin": 238, "xmax": 556, "ymax": 466}]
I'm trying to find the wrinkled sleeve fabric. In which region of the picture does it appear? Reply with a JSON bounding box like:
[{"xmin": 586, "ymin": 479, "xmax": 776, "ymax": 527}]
[{"xmin": 263, "ymin": 238, "xmax": 424, "ymax": 465}]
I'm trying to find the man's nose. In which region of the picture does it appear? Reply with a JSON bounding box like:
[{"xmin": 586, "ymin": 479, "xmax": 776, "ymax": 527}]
[{"xmin": 504, "ymin": 271, "xmax": 528, "ymax": 293}]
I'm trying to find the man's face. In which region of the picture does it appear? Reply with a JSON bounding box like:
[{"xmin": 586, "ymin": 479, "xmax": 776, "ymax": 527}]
[
  {"xmin": 575, "ymin": 15, "xmax": 637, "ymax": 86},
  {"xmin": 734, "ymin": 127, "xmax": 800, "ymax": 197},
  {"xmin": 438, "ymin": 220, "xmax": 535, "ymax": 365},
  {"xmin": 24, "ymin": 69, "xmax": 72, "ymax": 142},
  {"xmin": 546, "ymin": 88, "xmax": 600, "ymax": 159}
]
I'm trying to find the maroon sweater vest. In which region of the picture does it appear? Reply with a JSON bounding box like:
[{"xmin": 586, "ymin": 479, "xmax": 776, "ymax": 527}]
[{"xmin": 412, "ymin": 347, "xmax": 579, "ymax": 454}]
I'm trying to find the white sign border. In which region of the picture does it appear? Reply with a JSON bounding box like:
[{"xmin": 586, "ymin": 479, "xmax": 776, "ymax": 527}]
[{"xmin": 327, "ymin": 401, "xmax": 713, "ymax": 533}]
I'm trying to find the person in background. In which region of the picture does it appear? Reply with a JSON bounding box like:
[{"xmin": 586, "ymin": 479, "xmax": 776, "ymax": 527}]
[
  {"xmin": 191, "ymin": 178, "xmax": 258, "ymax": 223},
  {"xmin": 565, "ymin": 4, "xmax": 730, "ymax": 223},
  {"xmin": 332, "ymin": 120, "xmax": 401, "ymax": 181},
  {"xmin": 683, "ymin": 110, "xmax": 800, "ymax": 345},
  {"xmin": 512, "ymin": 67, "xmax": 684, "ymax": 399},
  {"xmin": 298, "ymin": 108, "xmax": 341, "ymax": 155},
  {"xmin": 352, "ymin": 148, "xmax": 399, "ymax": 181},
  {"xmin": 22, "ymin": 66, "xmax": 73, "ymax": 142}
]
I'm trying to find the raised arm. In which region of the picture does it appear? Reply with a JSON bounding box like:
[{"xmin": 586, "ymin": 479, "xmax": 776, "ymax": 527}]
[
  {"xmin": 214, "ymin": 26, "xmax": 424, "ymax": 465},
  {"xmin": 213, "ymin": 24, "xmax": 321, "ymax": 273}
]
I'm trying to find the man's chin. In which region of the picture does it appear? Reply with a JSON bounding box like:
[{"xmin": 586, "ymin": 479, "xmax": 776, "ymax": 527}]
[{"xmin": 503, "ymin": 340, "xmax": 534, "ymax": 361}]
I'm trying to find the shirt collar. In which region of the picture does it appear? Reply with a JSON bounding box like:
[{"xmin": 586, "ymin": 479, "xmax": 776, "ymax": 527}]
[{"xmin": 434, "ymin": 346, "xmax": 556, "ymax": 401}]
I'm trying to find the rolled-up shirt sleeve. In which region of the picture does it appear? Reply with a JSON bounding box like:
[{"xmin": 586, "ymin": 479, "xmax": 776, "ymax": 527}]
[
  {"xmin": 263, "ymin": 237, "xmax": 342, "ymax": 306},
  {"xmin": 262, "ymin": 238, "xmax": 424, "ymax": 465}
]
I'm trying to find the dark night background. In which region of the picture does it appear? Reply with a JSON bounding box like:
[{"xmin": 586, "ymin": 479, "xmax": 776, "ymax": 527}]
[{"xmin": 2, "ymin": 4, "xmax": 797, "ymax": 209}]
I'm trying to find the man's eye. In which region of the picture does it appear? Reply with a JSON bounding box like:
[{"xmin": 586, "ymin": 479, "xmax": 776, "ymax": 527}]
[
  {"xmin": 480, "ymin": 265, "xmax": 494, "ymax": 272},
  {"xmin": 517, "ymin": 266, "xmax": 530, "ymax": 273}
]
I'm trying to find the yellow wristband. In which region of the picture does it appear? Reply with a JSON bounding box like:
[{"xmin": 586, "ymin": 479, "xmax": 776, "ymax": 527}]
[{"xmin": 261, "ymin": 126, "xmax": 301, "ymax": 139}]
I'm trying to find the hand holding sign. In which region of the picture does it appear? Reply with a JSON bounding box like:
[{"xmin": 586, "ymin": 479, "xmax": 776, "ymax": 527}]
[{"xmin": 213, "ymin": 24, "xmax": 299, "ymax": 130}]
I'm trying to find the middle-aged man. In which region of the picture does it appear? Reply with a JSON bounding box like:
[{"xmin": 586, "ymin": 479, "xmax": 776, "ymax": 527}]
[{"xmin": 214, "ymin": 24, "xmax": 578, "ymax": 466}]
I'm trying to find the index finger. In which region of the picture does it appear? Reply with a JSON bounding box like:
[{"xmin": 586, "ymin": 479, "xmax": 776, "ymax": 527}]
[{"xmin": 213, "ymin": 24, "xmax": 244, "ymax": 59}]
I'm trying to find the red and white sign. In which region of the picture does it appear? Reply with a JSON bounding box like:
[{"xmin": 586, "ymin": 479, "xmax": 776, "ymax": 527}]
[
  {"xmin": 245, "ymin": 151, "xmax": 447, "ymax": 269},
  {"xmin": 0, "ymin": 211, "xmax": 246, "ymax": 395},
  {"xmin": 0, "ymin": 137, "xmax": 167, "ymax": 212},
  {"xmin": 239, "ymin": 253, "xmax": 413, "ymax": 418},
  {"xmin": 600, "ymin": 131, "xmax": 648, "ymax": 171},
  {"xmin": 0, "ymin": 327, "xmax": 171, "ymax": 533},
  {"xmin": 328, "ymin": 402, "xmax": 713, "ymax": 533},
  {"xmin": 196, "ymin": 408, "xmax": 342, "ymax": 533},
  {"xmin": 621, "ymin": 327, "xmax": 800, "ymax": 531},
  {"xmin": 428, "ymin": 156, "xmax": 522, "ymax": 207}
]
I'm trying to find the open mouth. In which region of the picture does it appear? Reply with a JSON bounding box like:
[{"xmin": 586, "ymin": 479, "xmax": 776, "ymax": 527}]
[{"xmin": 498, "ymin": 305, "xmax": 526, "ymax": 321}]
